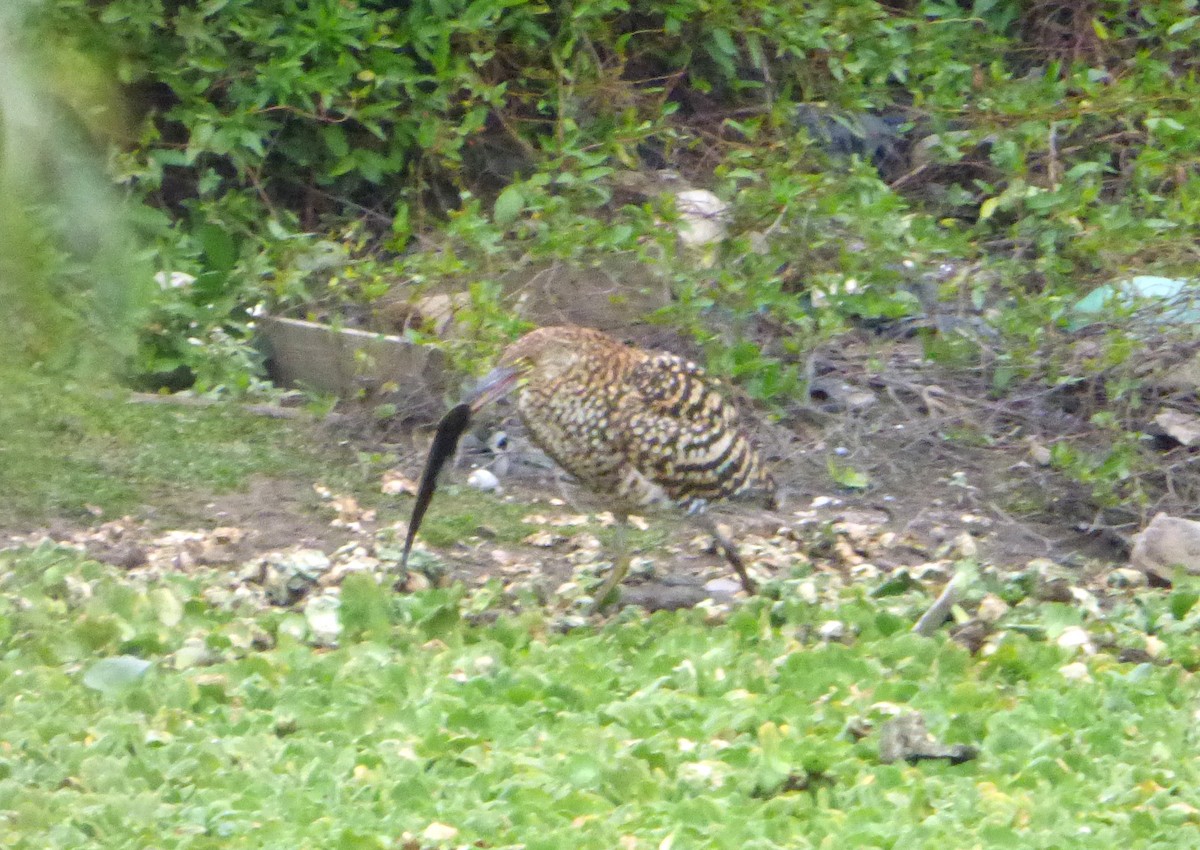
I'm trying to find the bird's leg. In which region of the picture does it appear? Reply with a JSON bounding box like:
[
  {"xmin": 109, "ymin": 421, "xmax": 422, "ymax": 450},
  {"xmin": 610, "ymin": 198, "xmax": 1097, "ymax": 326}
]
[
  {"xmin": 688, "ymin": 504, "xmax": 758, "ymax": 594},
  {"xmin": 590, "ymin": 513, "xmax": 631, "ymax": 613}
]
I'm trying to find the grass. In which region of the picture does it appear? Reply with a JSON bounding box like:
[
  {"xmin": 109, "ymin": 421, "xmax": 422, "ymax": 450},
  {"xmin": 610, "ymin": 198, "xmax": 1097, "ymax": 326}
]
[
  {"xmin": 0, "ymin": 370, "xmax": 357, "ymax": 525},
  {"xmin": 0, "ymin": 370, "xmax": 656, "ymax": 557},
  {"xmin": 2, "ymin": 544, "xmax": 1199, "ymax": 849}
]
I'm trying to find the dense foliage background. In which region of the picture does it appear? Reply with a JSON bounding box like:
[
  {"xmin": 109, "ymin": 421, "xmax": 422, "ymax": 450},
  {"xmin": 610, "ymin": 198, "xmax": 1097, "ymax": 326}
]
[{"xmin": 10, "ymin": 0, "xmax": 1200, "ymax": 507}]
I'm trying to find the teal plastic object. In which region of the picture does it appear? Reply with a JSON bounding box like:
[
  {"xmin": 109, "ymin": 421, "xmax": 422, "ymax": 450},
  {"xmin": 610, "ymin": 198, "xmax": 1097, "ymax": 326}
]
[{"xmin": 1068, "ymin": 275, "xmax": 1200, "ymax": 330}]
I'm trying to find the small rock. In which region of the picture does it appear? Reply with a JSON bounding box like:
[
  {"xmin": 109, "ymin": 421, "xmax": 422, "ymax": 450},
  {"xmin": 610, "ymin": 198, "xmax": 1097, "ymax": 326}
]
[
  {"xmin": 674, "ymin": 189, "xmax": 729, "ymax": 247},
  {"xmin": 1108, "ymin": 567, "xmax": 1148, "ymax": 589},
  {"xmin": 172, "ymin": 637, "xmax": 216, "ymax": 670},
  {"xmin": 913, "ymin": 561, "xmax": 951, "ymax": 582},
  {"xmin": 629, "ymin": 557, "xmax": 656, "ymax": 580},
  {"xmin": 1026, "ymin": 557, "xmax": 1060, "ymax": 573},
  {"xmin": 1069, "ymin": 587, "xmax": 1102, "ymax": 617},
  {"xmin": 1056, "ymin": 626, "xmax": 1095, "ymax": 655},
  {"xmin": 303, "ymin": 594, "xmax": 342, "ymax": 645},
  {"xmin": 833, "ymin": 537, "xmax": 865, "ymax": 566},
  {"xmin": 678, "ymin": 759, "xmax": 729, "ymax": 789},
  {"xmin": 552, "ymin": 614, "xmax": 591, "ymax": 632},
  {"xmin": 90, "ymin": 542, "xmax": 148, "ymax": 570},
  {"xmin": 954, "ymin": 531, "xmax": 978, "ymax": 559},
  {"xmin": 818, "ymin": 620, "xmax": 847, "ymax": 642},
  {"xmin": 325, "ymin": 557, "xmax": 383, "ymax": 587},
  {"xmin": 467, "ymin": 468, "xmax": 501, "ymax": 492},
  {"xmin": 381, "ymin": 469, "xmax": 418, "ymax": 496},
  {"xmin": 704, "ymin": 577, "xmax": 742, "ymax": 598},
  {"xmin": 844, "ymin": 716, "xmax": 873, "ymax": 740},
  {"xmin": 1131, "ymin": 512, "xmax": 1200, "ymax": 578},
  {"xmin": 833, "ymin": 521, "xmax": 875, "ymax": 547},
  {"xmin": 1059, "ymin": 661, "xmax": 1091, "ymax": 681},
  {"xmin": 1035, "ymin": 579, "xmax": 1074, "ymax": 603},
  {"xmin": 1117, "ymin": 647, "xmax": 1154, "ymax": 665},
  {"xmin": 403, "ymin": 571, "xmax": 431, "ymax": 592},
  {"xmin": 261, "ymin": 547, "xmax": 331, "ymax": 604},
  {"xmin": 851, "ymin": 563, "xmax": 882, "ymax": 581},
  {"xmin": 976, "ymin": 593, "xmax": 1009, "ymax": 624},
  {"xmin": 523, "ymin": 530, "xmax": 564, "ymax": 548},
  {"xmin": 211, "ymin": 526, "xmax": 244, "ymax": 544},
  {"xmin": 1154, "ymin": 408, "xmax": 1200, "ymax": 447},
  {"xmin": 269, "ymin": 548, "xmax": 331, "ymax": 574},
  {"xmin": 422, "ymin": 822, "xmax": 459, "ymax": 843},
  {"xmin": 1028, "ymin": 439, "xmax": 1053, "ymax": 466}
]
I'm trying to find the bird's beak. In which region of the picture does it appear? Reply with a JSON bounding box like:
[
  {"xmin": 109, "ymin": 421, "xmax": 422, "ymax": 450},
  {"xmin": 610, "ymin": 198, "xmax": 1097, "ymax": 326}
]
[{"xmin": 467, "ymin": 366, "xmax": 519, "ymax": 412}]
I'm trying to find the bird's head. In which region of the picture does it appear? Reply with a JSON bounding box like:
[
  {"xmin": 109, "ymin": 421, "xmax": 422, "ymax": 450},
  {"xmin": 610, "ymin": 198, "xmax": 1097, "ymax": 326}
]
[{"xmin": 467, "ymin": 326, "xmax": 615, "ymax": 411}]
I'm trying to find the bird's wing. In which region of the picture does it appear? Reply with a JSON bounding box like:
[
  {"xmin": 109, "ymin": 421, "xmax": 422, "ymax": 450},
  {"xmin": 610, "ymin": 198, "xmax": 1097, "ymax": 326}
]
[{"xmin": 620, "ymin": 353, "xmax": 758, "ymax": 503}]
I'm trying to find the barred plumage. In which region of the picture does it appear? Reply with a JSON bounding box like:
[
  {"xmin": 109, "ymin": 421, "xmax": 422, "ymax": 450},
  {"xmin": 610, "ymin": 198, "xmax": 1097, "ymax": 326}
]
[{"xmin": 480, "ymin": 325, "xmax": 775, "ymax": 606}]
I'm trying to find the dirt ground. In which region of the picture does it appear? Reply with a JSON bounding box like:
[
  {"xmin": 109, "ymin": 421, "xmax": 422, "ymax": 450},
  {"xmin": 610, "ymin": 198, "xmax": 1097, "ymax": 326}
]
[{"xmin": 7, "ymin": 332, "xmax": 1150, "ymax": 615}]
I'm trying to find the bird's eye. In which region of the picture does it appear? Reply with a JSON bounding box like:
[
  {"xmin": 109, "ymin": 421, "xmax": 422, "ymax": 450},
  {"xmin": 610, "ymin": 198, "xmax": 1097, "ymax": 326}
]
[{"xmin": 489, "ymin": 431, "xmax": 509, "ymax": 452}]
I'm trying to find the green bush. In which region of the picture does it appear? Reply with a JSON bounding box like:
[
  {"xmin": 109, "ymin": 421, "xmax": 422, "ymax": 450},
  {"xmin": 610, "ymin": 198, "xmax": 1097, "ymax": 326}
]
[{"xmin": 20, "ymin": 0, "xmax": 1200, "ymax": 513}]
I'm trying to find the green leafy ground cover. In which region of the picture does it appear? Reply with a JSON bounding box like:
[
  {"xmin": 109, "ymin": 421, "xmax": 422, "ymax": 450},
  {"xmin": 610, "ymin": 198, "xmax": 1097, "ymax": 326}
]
[
  {"xmin": 2, "ymin": 545, "xmax": 1199, "ymax": 849},
  {"xmin": 6, "ymin": 4, "xmax": 1200, "ymax": 844}
]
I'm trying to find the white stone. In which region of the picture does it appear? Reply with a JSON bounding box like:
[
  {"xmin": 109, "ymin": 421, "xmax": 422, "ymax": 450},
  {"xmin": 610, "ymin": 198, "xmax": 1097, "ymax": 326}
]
[
  {"xmin": 422, "ymin": 822, "xmax": 459, "ymax": 842},
  {"xmin": 1059, "ymin": 661, "xmax": 1091, "ymax": 681},
  {"xmin": 1109, "ymin": 567, "xmax": 1149, "ymax": 588},
  {"xmin": 674, "ymin": 189, "xmax": 729, "ymax": 246},
  {"xmin": 818, "ymin": 620, "xmax": 847, "ymax": 642},
  {"xmin": 704, "ymin": 577, "xmax": 742, "ymax": 597},
  {"xmin": 303, "ymin": 594, "xmax": 342, "ymax": 645},
  {"xmin": 467, "ymin": 468, "xmax": 501, "ymax": 492},
  {"xmin": 1056, "ymin": 626, "xmax": 1095, "ymax": 655}
]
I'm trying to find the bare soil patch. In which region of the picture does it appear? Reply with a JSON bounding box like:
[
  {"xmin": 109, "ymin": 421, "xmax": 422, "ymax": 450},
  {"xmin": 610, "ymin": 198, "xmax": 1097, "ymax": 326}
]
[{"xmin": 7, "ymin": 329, "xmax": 1168, "ymax": 613}]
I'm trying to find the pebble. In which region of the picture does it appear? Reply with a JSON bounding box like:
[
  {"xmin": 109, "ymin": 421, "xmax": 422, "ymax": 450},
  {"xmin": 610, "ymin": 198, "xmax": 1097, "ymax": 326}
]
[
  {"xmin": 303, "ymin": 594, "xmax": 342, "ymax": 645},
  {"xmin": 1108, "ymin": 567, "xmax": 1148, "ymax": 589},
  {"xmin": 976, "ymin": 593, "xmax": 1009, "ymax": 624},
  {"xmin": 1059, "ymin": 661, "xmax": 1092, "ymax": 682},
  {"xmin": 818, "ymin": 620, "xmax": 847, "ymax": 642},
  {"xmin": 467, "ymin": 468, "xmax": 501, "ymax": 491},
  {"xmin": 1056, "ymin": 625, "xmax": 1095, "ymax": 655},
  {"xmin": 913, "ymin": 561, "xmax": 951, "ymax": 581},
  {"xmin": 704, "ymin": 577, "xmax": 742, "ymax": 597}
]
